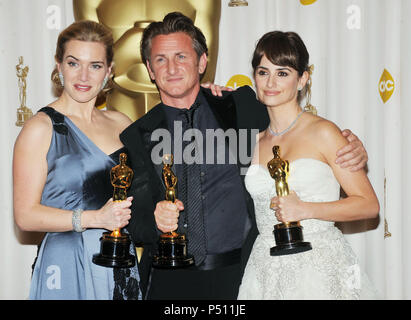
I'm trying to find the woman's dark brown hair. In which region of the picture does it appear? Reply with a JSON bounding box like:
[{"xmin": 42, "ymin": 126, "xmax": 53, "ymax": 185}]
[{"xmin": 252, "ymin": 31, "xmax": 311, "ymax": 104}]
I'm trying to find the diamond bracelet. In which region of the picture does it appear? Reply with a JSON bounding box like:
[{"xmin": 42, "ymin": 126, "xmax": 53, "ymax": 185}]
[{"xmin": 72, "ymin": 209, "xmax": 86, "ymax": 232}]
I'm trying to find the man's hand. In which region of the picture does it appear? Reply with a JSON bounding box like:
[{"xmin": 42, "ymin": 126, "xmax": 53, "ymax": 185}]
[
  {"xmin": 154, "ymin": 200, "xmax": 184, "ymax": 233},
  {"xmin": 335, "ymin": 129, "xmax": 368, "ymax": 172},
  {"xmin": 201, "ymin": 82, "xmax": 234, "ymax": 96}
]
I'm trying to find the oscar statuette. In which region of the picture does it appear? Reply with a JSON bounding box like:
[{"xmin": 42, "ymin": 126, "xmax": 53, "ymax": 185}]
[
  {"xmin": 93, "ymin": 153, "xmax": 136, "ymax": 268},
  {"xmin": 152, "ymin": 154, "xmax": 194, "ymax": 268},
  {"xmin": 16, "ymin": 56, "xmax": 33, "ymax": 126},
  {"xmin": 267, "ymin": 146, "xmax": 312, "ymax": 256}
]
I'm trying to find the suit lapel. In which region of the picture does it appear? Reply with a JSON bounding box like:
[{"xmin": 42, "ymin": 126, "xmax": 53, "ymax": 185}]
[
  {"xmin": 121, "ymin": 105, "xmax": 168, "ymax": 197},
  {"xmin": 139, "ymin": 106, "xmax": 168, "ymax": 189}
]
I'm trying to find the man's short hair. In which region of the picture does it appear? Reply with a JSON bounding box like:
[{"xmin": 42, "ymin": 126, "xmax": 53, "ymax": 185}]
[{"xmin": 141, "ymin": 12, "xmax": 209, "ymax": 67}]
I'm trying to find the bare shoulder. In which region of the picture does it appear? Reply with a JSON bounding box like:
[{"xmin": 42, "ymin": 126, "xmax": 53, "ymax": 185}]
[
  {"xmin": 304, "ymin": 114, "xmax": 348, "ymax": 160},
  {"xmin": 306, "ymin": 114, "xmax": 345, "ymax": 144},
  {"xmin": 15, "ymin": 112, "xmax": 52, "ymax": 145},
  {"xmin": 101, "ymin": 109, "xmax": 133, "ymax": 131},
  {"xmin": 13, "ymin": 111, "xmax": 53, "ymax": 159}
]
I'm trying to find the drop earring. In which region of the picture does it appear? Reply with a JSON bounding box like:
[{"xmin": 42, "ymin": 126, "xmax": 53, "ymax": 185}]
[
  {"xmin": 101, "ymin": 76, "xmax": 108, "ymax": 90},
  {"xmin": 58, "ymin": 72, "xmax": 64, "ymax": 87},
  {"xmin": 303, "ymin": 65, "xmax": 317, "ymax": 115}
]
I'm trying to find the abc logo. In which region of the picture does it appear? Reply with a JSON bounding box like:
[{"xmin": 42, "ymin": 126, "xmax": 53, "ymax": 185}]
[
  {"xmin": 378, "ymin": 69, "xmax": 395, "ymax": 103},
  {"xmin": 300, "ymin": 0, "xmax": 317, "ymax": 5},
  {"xmin": 379, "ymin": 80, "xmax": 394, "ymax": 93},
  {"xmin": 226, "ymin": 74, "xmax": 253, "ymax": 90}
]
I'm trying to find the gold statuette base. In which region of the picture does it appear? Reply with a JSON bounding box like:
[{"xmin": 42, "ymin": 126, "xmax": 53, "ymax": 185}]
[
  {"xmin": 16, "ymin": 107, "xmax": 33, "ymax": 127},
  {"xmin": 270, "ymin": 222, "xmax": 312, "ymax": 256},
  {"xmin": 152, "ymin": 232, "xmax": 194, "ymax": 269},
  {"xmin": 93, "ymin": 232, "xmax": 135, "ymax": 268},
  {"xmin": 228, "ymin": 0, "xmax": 248, "ymax": 6}
]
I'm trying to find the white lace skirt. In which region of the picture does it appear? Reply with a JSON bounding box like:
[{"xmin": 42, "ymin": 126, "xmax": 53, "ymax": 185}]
[{"xmin": 238, "ymin": 226, "xmax": 379, "ymax": 300}]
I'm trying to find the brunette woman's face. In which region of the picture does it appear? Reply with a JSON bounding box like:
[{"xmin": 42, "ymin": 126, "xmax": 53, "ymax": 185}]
[{"xmin": 254, "ymin": 55, "xmax": 307, "ymax": 108}]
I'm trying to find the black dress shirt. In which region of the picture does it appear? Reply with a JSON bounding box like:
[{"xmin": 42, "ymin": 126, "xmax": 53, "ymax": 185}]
[{"xmin": 161, "ymin": 91, "xmax": 250, "ymax": 254}]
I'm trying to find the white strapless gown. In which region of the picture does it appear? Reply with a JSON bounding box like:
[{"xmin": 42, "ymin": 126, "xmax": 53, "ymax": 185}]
[{"xmin": 238, "ymin": 159, "xmax": 378, "ymax": 300}]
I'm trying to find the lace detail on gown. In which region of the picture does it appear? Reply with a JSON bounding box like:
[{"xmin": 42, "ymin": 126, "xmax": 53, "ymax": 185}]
[
  {"xmin": 113, "ymin": 229, "xmax": 141, "ymax": 300},
  {"xmin": 238, "ymin": 159, "xmax": 378, "ymax": 300}
]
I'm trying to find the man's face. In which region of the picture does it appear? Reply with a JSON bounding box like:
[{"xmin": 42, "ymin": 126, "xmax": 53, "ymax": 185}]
[{"xmin": 147, "ymin": 32, "xmax": 207, "ymax": 107}]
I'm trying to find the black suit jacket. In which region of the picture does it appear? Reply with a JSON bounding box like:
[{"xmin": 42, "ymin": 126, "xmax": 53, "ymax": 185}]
[{"xmin": 120, "ymin": 85, "xmax": 269, "ymax": 296}]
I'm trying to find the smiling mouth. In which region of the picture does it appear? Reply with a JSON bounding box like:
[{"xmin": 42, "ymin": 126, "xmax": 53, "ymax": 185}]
[
  {"xmin": 264, "ymin": 90, "xmax": 280, "ymax": 96},
  {"xmin": 74, "ymin": 84, "xmax": 92, "ymax": 91},
  {"xmin": 167, "ymin": 77, "xmax": 183, "ymax": 82}
]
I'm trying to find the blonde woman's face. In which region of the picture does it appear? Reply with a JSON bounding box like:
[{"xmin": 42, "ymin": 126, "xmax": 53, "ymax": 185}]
[{"xmin": 58, "ymin": 40, "xmax": 111, "ymax": 103}]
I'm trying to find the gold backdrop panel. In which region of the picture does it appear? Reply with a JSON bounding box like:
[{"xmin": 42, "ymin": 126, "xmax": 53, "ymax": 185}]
[{"xmin": 73, "ymin": 0, "xmax": 221, "ymax": 121}]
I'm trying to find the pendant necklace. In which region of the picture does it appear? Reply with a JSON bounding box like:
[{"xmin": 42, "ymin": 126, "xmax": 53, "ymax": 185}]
[{"xmin": 268, "ymin": 110, "xmax": 305, "ymax": 137}]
